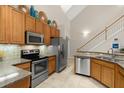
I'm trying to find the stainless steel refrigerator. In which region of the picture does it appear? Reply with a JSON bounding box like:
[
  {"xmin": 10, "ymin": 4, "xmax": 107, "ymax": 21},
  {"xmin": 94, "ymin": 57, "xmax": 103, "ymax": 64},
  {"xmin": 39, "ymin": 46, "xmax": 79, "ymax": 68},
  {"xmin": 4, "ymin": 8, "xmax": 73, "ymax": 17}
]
[{"xmin": 51, "ymin": 37, "xmax": 68, "ymax": 72}]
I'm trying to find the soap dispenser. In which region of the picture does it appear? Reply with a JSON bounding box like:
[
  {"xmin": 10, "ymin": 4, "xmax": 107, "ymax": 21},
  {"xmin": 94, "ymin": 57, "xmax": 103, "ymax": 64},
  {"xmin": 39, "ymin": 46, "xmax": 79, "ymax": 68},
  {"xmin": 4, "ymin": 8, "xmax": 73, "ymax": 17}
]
[{"xmin": 112, "ymin": 38, "xmax": 119, "ymax": 53}]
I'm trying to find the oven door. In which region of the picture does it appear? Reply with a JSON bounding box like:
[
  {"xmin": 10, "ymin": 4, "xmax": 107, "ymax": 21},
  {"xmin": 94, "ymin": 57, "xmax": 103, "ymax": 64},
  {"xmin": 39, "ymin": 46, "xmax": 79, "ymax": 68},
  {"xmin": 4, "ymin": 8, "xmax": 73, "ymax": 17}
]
[
  {"xmin": 26, "ymin": 31, "xmax": 44, "ymax": 45},
  {"xmin": 32, "ymin": 58, "xmax": 48, "ymax": 79}
]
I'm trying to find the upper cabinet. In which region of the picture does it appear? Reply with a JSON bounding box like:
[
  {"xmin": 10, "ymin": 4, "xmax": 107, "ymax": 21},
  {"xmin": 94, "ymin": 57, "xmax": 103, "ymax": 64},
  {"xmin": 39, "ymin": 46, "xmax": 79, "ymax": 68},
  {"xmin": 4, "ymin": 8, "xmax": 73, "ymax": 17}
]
[
  {"xmin": 50, "ymin": 27, "xmax": 56, "ymax": 37},
  {"xmin": 0, "ymin": 6, "xmax": 25, "ymax": 44},
  {"xmin": 25, "ymin": 14, "xmax": 35, "ymax": 32},
  {"xmin": 0, "ymin": 5, "xmax": 60, "ymax": 45},
  {"xmin": 0, "ymin": 6, "xmax": 12, "ymax": 43},
  {"xmin": 43, "ymin": 22, "xmax": 50, "ymax": 45},
  {"xmin": 36, "ymin": 20, "xmax": 44, "ymax": 34},
  {"xmin": 50, "ymin": 27, "xmax": 60, "ymax": 38},
  {"xmin": 11, "ymin": 9, "xmax": 25, "ymax": 44},
  {"xmin": 56, "ymin": 29, "xmax": 60, "ymax": 37}
]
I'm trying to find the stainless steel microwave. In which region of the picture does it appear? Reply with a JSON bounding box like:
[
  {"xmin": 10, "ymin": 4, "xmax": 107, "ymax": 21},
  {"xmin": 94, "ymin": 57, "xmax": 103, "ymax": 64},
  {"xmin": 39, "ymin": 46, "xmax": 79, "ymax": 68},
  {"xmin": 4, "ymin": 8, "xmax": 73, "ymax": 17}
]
[{"xmin": 25, "ymin": 32, "xmax": 44, "ymax": 45}]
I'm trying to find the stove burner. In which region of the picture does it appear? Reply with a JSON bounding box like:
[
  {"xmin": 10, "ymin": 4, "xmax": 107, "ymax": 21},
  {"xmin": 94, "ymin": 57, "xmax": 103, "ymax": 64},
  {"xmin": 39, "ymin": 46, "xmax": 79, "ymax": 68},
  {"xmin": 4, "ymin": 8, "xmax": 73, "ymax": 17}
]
[{"xmin": 21, "ymin": 49, "xmax": 47, "ymax": 61}]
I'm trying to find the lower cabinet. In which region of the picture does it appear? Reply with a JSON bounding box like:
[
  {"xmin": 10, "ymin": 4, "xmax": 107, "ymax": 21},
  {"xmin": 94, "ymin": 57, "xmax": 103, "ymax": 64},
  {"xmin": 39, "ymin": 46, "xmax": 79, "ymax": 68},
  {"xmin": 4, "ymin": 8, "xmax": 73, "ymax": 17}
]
[
  {"xmin": 6, "ymin": 76, "xmax": 30, "ymax": 88},
  {"xmin": 91, "ymin": 60, "xmax": 101, "ymax": 81},
  {"xmin": 15, "ymin": 62, "xmax": 31, "ymax": 71},
  {"xmin": 115, "ymin": 65, "xmax": 124, "ymax": 88},
  {"xmin": 101, "ymin": 66, "xmax": 115, "ymax": 87},
  {"xmin": 91, "ymin": 58, "xmax": 115, "ymax": 88},
  {"xmin": 14, "ymin": 62, "xmax": 31, "ymax": 88},
  {"xmin": 48, "ymin": 56, "xmax": 56, "ymax": 75}
]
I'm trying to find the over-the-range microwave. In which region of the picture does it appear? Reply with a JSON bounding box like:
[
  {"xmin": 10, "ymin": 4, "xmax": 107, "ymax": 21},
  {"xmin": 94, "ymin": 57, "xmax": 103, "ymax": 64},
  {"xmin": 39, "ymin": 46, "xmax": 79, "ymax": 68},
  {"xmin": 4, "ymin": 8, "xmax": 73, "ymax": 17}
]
[{"xmin": 25, "ymin": 31, "xmax": 44, "ymax": 45}]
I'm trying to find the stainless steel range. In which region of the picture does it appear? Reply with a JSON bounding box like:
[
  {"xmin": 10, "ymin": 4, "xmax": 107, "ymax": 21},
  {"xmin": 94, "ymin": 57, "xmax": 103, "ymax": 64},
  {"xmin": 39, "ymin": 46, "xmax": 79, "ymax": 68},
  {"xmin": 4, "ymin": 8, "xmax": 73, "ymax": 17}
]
[{"xmin": 21, "ymin": 49, "xmax": 48, "ymax": 87}]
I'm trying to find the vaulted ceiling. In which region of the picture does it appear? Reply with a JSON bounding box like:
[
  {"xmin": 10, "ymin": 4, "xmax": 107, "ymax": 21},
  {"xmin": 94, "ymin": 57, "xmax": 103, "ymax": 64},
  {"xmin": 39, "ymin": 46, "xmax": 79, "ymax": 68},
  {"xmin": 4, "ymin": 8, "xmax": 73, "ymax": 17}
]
[{"xmin": 60, "ymin": 5, "xmax": 87, "ymax": 21}]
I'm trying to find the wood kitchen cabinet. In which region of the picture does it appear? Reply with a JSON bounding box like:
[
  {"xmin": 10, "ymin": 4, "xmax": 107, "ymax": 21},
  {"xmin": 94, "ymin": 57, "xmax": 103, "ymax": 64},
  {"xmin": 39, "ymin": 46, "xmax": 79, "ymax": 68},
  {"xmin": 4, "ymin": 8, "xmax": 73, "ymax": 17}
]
[
  {"xmin": 56, "ymin": 29, "xmax": 60, "ymax": 37},
  {"xmin": 43, "ymin": 22, "xmax": 51, "ymax": 45},
  {"xmin": 0, "ymin": 6, "xmax": 12, "ymax": 43},
  {"xmin": 6, "ymin": 76, "xmax": 30, "ymax": 88},
  {"xmin": 36, "ymin": 20, "xmax": 44, "ymax": 34},
  {"xmin": 48, "ymin": 56, "xmax": 56, "ymax": 75},
  {"xmin": 0, "ymin": 6, "xmax": 25, "ymax": 44},
  {"xmin": 25, "ymin": 14, "xmax": 35, "ymax": 32},
  {"xmin": 101, "ymin": 66, "xmax": 115, "ymax": 87},
  {"xmin": 91, "ymin": 59, "xmax": 101, "ymax": 81},
  {"xmin": 91, "ymin": 58, "xmax": 115, "ymax": 87},
  {"xmin": 11, "ymin": 9, "xmax": 25, "ymax": 44},
  {"xmin": 115, "ymin": 65, "xmax": 124, "ymax": 88},
  {"xmin": 50, "ymin": 27, "xmax": 60, "ymax": 38},
  {"xmin": 15, "ymin": 62, "xmax": 31, "ymax": 71},
  {"xmin": 101, "ymin": 61, "xmax": 115, "ymax": 88},
  {"xmin": 50, "ymin": 27, "xmax": 56, "ymax": 37}
]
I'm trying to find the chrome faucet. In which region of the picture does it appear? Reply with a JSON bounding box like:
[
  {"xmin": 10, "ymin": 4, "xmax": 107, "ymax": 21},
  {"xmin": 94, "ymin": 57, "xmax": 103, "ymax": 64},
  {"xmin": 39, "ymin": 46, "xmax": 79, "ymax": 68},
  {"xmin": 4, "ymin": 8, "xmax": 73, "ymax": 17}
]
[
  {"xmin": 107, "ymin": 48, "xmax": 113, "ymax": 54},
  {"xmin": 107, "ymin": 48, "xmax": 115, "ymax": 59}
]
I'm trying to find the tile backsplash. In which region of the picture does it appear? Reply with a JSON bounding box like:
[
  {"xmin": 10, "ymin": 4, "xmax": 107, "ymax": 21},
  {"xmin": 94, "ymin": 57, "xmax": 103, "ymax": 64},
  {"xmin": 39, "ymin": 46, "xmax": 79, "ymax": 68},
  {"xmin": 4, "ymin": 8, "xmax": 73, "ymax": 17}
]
[{"xmin": 0, "ymin": 44, "xmax": 55, "ymax": 60}]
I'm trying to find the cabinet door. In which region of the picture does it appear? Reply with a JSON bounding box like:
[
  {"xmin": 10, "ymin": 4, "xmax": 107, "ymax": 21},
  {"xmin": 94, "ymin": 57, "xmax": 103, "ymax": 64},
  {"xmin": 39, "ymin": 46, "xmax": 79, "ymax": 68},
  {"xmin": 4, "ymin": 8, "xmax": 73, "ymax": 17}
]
[
  {"xmin": 56, "ymin": 29, "xmax": 60, "ymax": 37},
  {"xmin": 11, "ymin": 9, "xmax": 25, "ymax": 44},
  {"xmin": 0, "ymin": 6, "xmax": 12, "ymax": 43},
  {"xmin": 43, "ymin": 23, "xmax": 50, "ymax": 45},
  {"xmin": 115, "ymin": 65, "xmax": 124, "ymax": 88},
  {"xmin": 50, "ymin": 27, "xmax": 56, "ymax": 37},
  {"xmin": 36, "ymin": 20, "xmax": 43, "ymax": 34},
  {"xmin": 91, "ymin": 59, "xmax": 101, "ymax": 81},
  {"xmin": 101, "ymin": 66, "xmax": 115, "ymax": 87},
  {"xmin": 6, "ymin": 76, "xmax": 30, "ymax": 88},
  {"xmin": 48, "ymin": 56, "xmax": 56, "ymax": 75},
  {"xmin": 25, "ymin": 14, "xmax": 35, "ymax": 32}
]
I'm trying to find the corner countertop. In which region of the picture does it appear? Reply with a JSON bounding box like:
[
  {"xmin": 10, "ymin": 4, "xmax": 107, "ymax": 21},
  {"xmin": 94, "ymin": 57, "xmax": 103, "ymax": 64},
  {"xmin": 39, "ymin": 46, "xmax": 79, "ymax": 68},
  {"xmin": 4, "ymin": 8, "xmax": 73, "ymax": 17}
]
[
  {"xmin": 0, "ymin": 54, "xmax": 56, "ymax": 88},
  {"xmin": 0, "ymin": 58, "xmax": 31, "ymax": 88},
  {"xmin": 74, "ymin": 53, "xmax": 124, "ymax": 69}
]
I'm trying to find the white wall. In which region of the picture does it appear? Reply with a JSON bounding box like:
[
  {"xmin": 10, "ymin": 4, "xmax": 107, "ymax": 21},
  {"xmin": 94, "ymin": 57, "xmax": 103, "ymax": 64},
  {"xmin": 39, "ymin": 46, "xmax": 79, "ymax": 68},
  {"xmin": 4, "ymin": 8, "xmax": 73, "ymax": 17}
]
[
  {"xmin": 70, "ymin": 5, "xmax": 124, "ymax": 56},
  {"xmin": 34, "ymin": 5, "xmax": 71, "ymax": 57},
  {"xmin": 33, "ymin": 5, "xmax": 70, "ymax": 39}
]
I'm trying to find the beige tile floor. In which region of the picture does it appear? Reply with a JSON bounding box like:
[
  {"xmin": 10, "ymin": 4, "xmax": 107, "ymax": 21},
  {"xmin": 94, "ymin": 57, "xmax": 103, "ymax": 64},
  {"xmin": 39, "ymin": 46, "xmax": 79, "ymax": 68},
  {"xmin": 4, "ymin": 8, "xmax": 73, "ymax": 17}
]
[{"xmin": 36, "ymin": 59, "xmax": 106, "ymax": 88}]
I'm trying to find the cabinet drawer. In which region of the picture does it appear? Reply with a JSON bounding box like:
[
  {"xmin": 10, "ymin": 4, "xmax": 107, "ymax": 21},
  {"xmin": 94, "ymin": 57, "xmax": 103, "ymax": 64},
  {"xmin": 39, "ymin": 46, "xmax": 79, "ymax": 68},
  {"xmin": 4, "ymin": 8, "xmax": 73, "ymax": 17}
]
[
  {"xmin": 92, "ymin": 58, "xmax": 115, "ymax": 69},
  {"xmin": 91, "ymin": 58, "xmax": 102, "ymax": 65},
  {"xmin": 101, "ymin": 61, "xmax": 115, "ymax": 69},
  {"xmin": 48, "ymin": 56, "xmax": 56, "ymax": 61},
  {"xmin": 15, "ymin": 62, "xmax": 31, "ymax": 70}
]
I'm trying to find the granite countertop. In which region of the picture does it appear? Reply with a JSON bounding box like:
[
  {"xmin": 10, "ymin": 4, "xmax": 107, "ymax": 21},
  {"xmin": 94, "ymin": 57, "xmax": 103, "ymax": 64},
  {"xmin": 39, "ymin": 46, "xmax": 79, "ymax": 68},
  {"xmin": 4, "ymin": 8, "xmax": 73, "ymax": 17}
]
[
  {"xmin": 0, "ymin": 54, "xmax": 55, "ymax": 87},
  {"xmin": 0, "ymin": 58, "xmax": 31, "ymax": 88},
  {"xmin": 74, "ymin": 53, "xmax": 124, "ymax": 69},
  {"xmin": 40, "ymin": 54, "xmax": 56, "ymax": 58},
  {"xmin": 0, "ymin": 58, "xmax": 31, "ymax": 66}
]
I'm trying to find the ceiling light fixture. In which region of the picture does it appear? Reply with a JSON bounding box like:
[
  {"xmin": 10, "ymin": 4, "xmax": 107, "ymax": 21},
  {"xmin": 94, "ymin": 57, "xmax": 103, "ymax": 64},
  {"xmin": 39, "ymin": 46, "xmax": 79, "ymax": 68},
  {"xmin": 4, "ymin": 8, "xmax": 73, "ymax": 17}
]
[{"xmin": 82, "ymin": 30, "xmax": 90, "ymax": 37}]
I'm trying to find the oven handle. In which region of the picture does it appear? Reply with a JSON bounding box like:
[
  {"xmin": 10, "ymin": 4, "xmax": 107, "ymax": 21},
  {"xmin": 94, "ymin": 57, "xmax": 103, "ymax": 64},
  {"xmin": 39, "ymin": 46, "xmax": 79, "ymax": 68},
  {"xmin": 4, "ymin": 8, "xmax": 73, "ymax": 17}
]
[{"xmin": 32, "ymin": 58, "xmax": 48, "ymax": 64}]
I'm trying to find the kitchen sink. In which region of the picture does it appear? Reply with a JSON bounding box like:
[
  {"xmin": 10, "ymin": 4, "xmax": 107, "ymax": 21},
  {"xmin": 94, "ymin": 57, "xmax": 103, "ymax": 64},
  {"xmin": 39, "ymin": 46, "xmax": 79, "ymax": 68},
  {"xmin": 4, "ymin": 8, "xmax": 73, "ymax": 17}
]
[
  {"xmin": 96, "ymin": 56, "xmax": 113, "ymax": 60},
  {"xmin": 96, "ymin": 55, "xmax": 124, "ymax": 62}
]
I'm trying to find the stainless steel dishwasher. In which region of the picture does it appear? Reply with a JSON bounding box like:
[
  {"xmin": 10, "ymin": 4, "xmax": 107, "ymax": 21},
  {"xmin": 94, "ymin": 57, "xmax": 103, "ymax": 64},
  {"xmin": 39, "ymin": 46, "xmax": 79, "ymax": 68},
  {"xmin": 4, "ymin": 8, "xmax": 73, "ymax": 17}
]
[{"xmin": 75, "ymin": 57, "xmax": 90, "ymax": 76}]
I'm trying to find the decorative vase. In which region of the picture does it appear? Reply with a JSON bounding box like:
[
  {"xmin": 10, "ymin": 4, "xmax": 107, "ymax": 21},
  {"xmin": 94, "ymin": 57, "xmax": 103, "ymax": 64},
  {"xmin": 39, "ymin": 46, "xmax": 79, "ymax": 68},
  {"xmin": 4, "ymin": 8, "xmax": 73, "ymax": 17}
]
[{"xmin": 30, "ymin": 5, "xmax": 35, "ymax": 17}]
